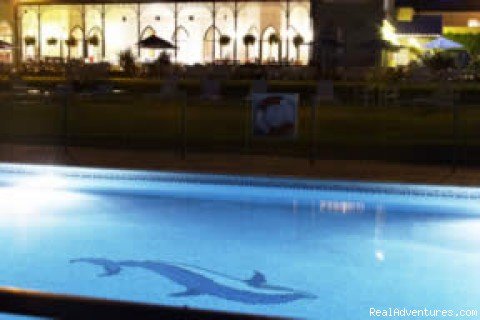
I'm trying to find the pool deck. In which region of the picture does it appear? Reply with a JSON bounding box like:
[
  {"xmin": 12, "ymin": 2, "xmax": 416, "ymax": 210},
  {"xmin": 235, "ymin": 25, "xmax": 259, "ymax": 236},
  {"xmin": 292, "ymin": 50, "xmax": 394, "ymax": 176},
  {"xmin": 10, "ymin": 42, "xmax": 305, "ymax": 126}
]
[{"xmin": 1, "ymin": 143, "xmax": 480, "ymax": 186}]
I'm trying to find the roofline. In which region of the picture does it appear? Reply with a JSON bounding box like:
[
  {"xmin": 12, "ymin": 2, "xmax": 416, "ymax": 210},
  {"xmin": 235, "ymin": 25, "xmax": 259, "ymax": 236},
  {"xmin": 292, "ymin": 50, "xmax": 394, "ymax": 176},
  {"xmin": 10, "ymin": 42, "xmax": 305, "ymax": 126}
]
[
  {"xmin": 396, "ymin": 3, "xmax": 480, "ymax": 12},
  {"xmin": 17, "ymin": 0, "xmax": 304, "ymax": 5}
]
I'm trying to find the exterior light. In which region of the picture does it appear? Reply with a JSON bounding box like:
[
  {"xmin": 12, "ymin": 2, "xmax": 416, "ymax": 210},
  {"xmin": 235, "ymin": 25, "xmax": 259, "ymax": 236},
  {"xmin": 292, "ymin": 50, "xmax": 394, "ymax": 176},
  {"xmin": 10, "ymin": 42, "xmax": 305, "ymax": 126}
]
[
  {"xmin": 381, "ymin": 19, "xmax": 399, "ymax": 45},
  {"xmin": 468, "ymin": 19, "xmax": 480, "ymax": 28}
]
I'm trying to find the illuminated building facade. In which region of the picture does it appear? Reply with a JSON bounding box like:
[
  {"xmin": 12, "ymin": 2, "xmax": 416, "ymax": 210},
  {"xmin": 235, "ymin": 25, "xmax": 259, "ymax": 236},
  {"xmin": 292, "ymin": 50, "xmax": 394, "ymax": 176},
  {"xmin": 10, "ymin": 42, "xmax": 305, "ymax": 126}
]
[
  {"xmin": 392, "ymin": 0, "xmax": 480, "ymax": 66},
  {"xmin": 0, "ymin": 0, "xmax": 394, "ymax": 68},
  {"xmin": 10, "ymin": 0, "xmax": 312, "ymax": 65},
  {"xmin": 0, "ymin": 0, "xmax": 13, "ymax": 63},
  {"xmin": 396, "ymin": 0, "xmax": 480, "ymax": 34}
]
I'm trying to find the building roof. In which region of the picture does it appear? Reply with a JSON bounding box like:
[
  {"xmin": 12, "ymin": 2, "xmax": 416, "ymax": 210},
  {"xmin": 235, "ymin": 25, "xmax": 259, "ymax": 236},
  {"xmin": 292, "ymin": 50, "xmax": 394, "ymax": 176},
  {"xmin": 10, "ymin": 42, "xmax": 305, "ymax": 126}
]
[
  {"xmin": 18, "ymin": 0, "xmax": 293, "ymax": 4},
  {"xmin": 395, "ymin": 14, "xmax": 443, "ymax": 35},
  {"xmin": 396, "ymin": 0, "xmax": 480, "ymax": 11}
]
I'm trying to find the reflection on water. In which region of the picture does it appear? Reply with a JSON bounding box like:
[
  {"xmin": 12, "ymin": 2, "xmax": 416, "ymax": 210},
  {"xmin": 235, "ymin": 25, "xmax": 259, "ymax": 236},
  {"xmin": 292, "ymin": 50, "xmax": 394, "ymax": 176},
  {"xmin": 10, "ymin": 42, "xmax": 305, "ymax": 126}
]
[{"xmin": 319, "ymin": 200, "xmax": 365, "ymax": 214}]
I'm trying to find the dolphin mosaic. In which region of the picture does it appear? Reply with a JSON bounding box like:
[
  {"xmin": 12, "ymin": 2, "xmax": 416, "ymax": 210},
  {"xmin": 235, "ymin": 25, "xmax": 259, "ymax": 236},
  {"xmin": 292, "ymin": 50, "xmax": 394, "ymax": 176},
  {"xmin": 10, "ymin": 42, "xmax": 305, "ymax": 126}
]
[{"xmin": 70, "ymin": 258, "xmax": 317, "ymax": 305}]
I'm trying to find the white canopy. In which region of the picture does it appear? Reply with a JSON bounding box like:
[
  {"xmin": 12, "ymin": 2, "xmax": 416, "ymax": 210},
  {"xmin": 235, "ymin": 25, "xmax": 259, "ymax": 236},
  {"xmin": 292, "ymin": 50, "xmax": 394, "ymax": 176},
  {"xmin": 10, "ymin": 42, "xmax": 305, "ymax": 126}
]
[{"xmin": 424, "ymin": 37, "xmax": 463, "ymax": 50}]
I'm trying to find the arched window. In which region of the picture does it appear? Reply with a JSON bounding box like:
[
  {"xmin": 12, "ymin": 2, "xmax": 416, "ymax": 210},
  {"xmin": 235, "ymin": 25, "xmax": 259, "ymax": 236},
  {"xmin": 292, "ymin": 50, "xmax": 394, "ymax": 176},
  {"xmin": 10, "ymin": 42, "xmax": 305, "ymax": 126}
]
[
  {"xmin": 243, "ymin": 26, "xmax": 259, "ymax": 63},
  {"xmin": 203, "ymin": 25, "xmax": 221, "ymax": 63},
  {"xmin": 87, "ymin": 26, "xmax": 102, "ymax": 62},
  {"xmin": 141, "ymin": 25, "xmax": 156, "ymax": 39},
  {"xmin": 0, "ymin": 21, "xmax": 12, "ymax": 42},
  {"xmin": 172, "ymin": 26, "xmax": 191, "ymax": 64},
  {"xmin": 140, "ymin": 25, "xmax": 156, "ymax": 61},
  {"xmin": 69, "ymin": 26, "xmax": 84, "ymax": 59},
  {"xmin": 261, "ymin": 26, "xmax": 280, "ymax": 63}
]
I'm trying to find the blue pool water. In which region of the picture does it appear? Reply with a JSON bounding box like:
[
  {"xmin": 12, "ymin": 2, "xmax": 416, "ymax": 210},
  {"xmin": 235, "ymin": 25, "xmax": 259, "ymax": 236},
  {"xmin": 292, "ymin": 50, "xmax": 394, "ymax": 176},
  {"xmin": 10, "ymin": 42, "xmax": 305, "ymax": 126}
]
[{"xmin": 1, "ymin": 164, "xmax": 480, "ymax": 319}]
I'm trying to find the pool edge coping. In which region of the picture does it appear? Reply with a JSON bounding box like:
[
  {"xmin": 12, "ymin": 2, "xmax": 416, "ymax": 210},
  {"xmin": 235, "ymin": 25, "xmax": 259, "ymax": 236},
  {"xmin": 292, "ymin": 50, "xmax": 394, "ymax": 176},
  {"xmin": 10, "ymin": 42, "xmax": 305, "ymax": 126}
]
[{"xmin": 1, "ymin": 162, "xmax": 480, "ymax": 201}]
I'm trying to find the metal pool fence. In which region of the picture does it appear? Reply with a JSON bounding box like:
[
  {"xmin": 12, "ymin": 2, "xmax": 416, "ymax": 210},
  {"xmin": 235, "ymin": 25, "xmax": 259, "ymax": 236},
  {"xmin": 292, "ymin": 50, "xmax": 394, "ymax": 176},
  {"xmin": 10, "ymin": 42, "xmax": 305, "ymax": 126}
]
[{"xmin": 0, "ymin": 84, "xmax": 478, "ymax": 171}]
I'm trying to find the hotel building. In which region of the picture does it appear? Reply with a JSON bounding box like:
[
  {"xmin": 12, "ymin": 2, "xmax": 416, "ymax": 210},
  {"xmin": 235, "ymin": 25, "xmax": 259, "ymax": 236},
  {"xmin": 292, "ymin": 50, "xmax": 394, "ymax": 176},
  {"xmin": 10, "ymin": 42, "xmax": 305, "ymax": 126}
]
[{"xmin": 0, "ymin": 0, "xmax": 398, "ymax": 67}]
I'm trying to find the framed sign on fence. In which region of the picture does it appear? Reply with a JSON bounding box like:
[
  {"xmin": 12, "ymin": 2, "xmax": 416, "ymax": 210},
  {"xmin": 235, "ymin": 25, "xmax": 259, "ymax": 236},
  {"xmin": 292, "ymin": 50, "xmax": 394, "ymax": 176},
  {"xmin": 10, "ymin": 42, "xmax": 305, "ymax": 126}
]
[{"xmin": 251, "ymin": 93, "xmax": 298, "ymax": 139}]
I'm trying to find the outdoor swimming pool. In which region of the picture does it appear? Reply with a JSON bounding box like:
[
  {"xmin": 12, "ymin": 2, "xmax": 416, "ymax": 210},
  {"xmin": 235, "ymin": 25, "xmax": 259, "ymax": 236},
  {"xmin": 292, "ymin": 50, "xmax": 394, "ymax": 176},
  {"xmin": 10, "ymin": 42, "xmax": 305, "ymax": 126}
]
[{"xmin": 0, "ymin": 164, "xmax": 479, "ymax": 319}]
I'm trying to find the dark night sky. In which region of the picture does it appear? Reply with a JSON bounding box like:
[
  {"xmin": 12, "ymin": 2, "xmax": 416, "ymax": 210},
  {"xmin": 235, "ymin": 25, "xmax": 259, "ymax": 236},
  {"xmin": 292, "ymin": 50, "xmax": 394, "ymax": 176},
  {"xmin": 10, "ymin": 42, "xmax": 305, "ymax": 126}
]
[{"xmin": 396, "ymin": 0, "xmax": 480, "ymax": 11}]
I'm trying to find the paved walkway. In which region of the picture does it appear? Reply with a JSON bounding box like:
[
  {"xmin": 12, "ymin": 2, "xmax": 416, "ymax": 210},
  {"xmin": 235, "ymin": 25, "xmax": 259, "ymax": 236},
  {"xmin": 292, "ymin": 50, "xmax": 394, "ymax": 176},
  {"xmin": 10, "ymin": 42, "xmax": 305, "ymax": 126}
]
[{"xmin": 1, "ymin": 143, "xmax": 479, "ymax": 186}]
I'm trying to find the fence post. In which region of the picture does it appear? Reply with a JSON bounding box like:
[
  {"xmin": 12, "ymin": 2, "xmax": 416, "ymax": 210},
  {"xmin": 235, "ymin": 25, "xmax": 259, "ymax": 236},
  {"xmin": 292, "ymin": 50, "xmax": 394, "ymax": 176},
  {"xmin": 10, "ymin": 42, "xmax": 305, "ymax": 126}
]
[
  {"xmin": 243, "ymin": 97, "xmax": 250, "ymax": 153},
  {"xmin": 180, "ymin": 92, "xmax": 187, "ymax": 160},
  {"xmin": 6, "ymin": 92, "xmax": 14, "ymax": 160},
  {"xmin": 451, "ymin": 90, "xmax": 459, "ymax": 173},
  {"xmin": 63, "ymin": 91, "xmax": 69, "ymax": 158},
  {"xmin": 309, "ymin": 97, "xmax": 317, "ymax": 166}
]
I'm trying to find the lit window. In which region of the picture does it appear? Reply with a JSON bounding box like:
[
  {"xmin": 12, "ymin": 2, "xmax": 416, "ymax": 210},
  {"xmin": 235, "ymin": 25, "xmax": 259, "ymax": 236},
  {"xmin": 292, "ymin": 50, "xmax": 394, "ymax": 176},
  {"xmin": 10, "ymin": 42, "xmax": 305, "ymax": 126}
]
[{"xmin": 468, "ymin": 19, "xmax": 480, "ymax": 27}]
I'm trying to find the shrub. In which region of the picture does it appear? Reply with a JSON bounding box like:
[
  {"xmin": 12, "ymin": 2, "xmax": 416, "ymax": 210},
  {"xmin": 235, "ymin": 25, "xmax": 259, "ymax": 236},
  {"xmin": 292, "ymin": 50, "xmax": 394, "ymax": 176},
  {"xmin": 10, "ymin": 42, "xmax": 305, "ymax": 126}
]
[
  {"xmin": 156, "ymin": 51, "xmax": 171, "ymax": 65},
  {"xmin": 47, "ymin": 37, "xmax": 58, "ymax": 46},
  {"xmin": 119, "ymin": 49, "xmax": 136, "ymax": 76},
  {"xmin": 422, "ymin": 53, "xmax": 455, "ymax": 71},
  {"xmin": 219, "ymin": 35, "xmax": 231, "ymax": 46},
  {"xmin": 268, "ymin": 34, "xmax": 280, "ymax": 45},
  {"xmin": 293, "ymin": 34, "xmax": 304, "ymax": 48},
  {"xmin": 243, "ymin": 34, "xmax": 256, "ymax": 62},
  {"xmin": 65, "ymin": 37, "xmax": 77, "ymax": 47},
  {"xmin": 24, "ymin": 36, "xmax": 36, "ymax": 46},
  {"xmin": 88, "ymin": 35, "xmax": 100, "ymax": 47},
  {"xmin": 243, "ymin": 34, "xmax": 256, "ymax": 46}
]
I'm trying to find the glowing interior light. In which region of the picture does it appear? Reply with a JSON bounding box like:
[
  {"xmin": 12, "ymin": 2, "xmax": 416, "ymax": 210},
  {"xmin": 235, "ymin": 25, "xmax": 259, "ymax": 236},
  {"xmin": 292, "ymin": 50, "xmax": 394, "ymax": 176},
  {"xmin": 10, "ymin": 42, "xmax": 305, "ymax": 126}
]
[{"xmin": 468, "ymin": 19, "xmax": 480, "ymax": 28}]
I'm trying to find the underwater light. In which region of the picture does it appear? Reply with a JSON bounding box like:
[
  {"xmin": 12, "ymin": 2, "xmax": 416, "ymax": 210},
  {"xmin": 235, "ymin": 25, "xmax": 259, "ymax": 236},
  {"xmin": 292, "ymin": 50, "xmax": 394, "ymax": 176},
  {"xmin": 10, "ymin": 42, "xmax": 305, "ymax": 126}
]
[
  {"xmin": 0, "ymin": 173, "xmax": 80, "ymax": 225},
  {"xmin": 375, "ymin": 250, "xmax": 385, "ymax": 262},
  {"xmin": 16, "ymin": 174, "xmax": 67, "ymax": 190}
]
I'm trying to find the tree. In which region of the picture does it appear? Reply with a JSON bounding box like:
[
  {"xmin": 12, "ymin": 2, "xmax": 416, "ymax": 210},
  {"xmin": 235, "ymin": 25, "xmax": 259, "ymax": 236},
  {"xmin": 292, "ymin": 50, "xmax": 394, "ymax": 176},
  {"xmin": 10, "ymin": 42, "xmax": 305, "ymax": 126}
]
[
  {"xmin": 88, "ymin": 35, "xmax": 100, "ymax": 47},
  {"xmin": 268, "ymin": 33, "xmax": 280, "ymax": 45},
  {"xmin": 421, "ymin": 52, "xmax": 455, "ymax": 71},
  {"xmin": 444, "ymin": 33, "xmax": 480, "ymax": 60},
  {"xmin": 47, "ymin": 37, "xmax": 58, "ymax": 46},
  {"xmin": 219, "ymin": 35, "xmax": 231, "ymax": 59},
  {"xmin": 268, "ymin": 33, "xmax": 280, "ymax": 60},
  {"xmin": 24, "ymin": 36, "xmax": 36, "ymax": 46},
  {"xmin": 65, "ymin": 36, "xmax": 78, "ymax": 47},
  {"xmin": 119, "ymin": 49, "xmax": 136, "ymax": 77},
  {"xmin": 293, "ymin": 34, "xmax": 304, "ymax": 63},
  {"xmin": 243, "ymin": 34, "xmax": 256, "ymax": 62}
]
